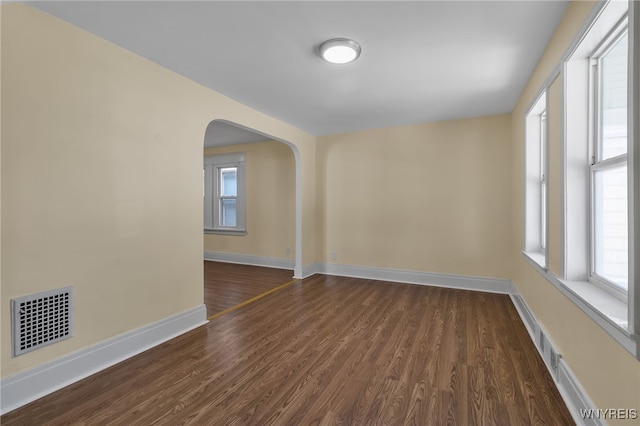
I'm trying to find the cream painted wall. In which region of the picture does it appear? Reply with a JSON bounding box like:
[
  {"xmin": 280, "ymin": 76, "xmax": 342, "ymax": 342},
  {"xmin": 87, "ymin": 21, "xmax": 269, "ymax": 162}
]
[
  {"xmin": 0, "ymin": 4, "xmax": 316, "ymax": 377},
  {"xmin": 203, "ymin": 141, "xmax": 295, "ymax": 260},
  {"xmin": 511, "ymin": 0, "xmax": 640, "ymax": 419},
  {"xmin": 317, "ymin": 115, "xmax": 513, "ymax": 279}
]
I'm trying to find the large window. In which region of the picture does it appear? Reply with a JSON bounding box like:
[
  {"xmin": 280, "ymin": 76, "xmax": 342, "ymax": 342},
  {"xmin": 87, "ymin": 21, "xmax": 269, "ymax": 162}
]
[
  {"xmin": 204, "ymin": 153, "xmax": 246, "ymax": 233},
  {"xmin": 524, "ymin": 1, "xmax": 640, "ymax": 352},
  {"xmin": 523, "ymin": 0, "xmax": 638, "ymax": 353},
  {"xmin": 590, "ymin": 27, "xmax": 628, "ymax": 295}
]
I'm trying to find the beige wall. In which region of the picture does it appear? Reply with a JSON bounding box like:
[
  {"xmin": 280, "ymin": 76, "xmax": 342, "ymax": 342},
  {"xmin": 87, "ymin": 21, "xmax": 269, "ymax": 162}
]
[
  {"xmin": 203, "ymin": 141, "xmax": 295, "ymax": 260},
  {"xmin": 0, "ymin": 4, "xmax": 316, "ymax": 377},
  {"xmin": 317, "ymin": 114, "xmax": 513, "ymax": 279},
  {"xmin": 511, "ymin": 0, "xmax": 640, "ymax": 418}
]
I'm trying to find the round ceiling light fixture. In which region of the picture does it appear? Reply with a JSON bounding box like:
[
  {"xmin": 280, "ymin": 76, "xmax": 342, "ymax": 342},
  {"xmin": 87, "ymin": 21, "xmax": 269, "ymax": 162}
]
[{"xmin": 319, "ymin": 38, "xmax": 362, "ymax": 64}]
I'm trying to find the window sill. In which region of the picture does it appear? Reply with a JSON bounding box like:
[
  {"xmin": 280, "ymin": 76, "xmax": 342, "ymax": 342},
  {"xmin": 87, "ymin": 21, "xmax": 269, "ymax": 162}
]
[
  {"xmin": 559, "ymin": 279, "xmax": 628, "ymax": 328},
  {"xmin": 521, "ymin": 251, "xmax": 639, "ymax": 359},
  {"xmin": 522, "ymin": 250, "xmax": 546, "ymax": 270},
  {"xmin": 204, "ymin": 229, "xmax": 247, "ymax": 236}
]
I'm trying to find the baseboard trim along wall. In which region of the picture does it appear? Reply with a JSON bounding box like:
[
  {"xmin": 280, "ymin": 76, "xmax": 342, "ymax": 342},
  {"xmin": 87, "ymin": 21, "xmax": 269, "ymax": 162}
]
[
  {"xmin": 301, "ymin": 262, "xmax": 322, "ymax": 279},
  {"xmin": 206, "ymin": 253, "xmax": 514, "ymax": 293},
  {"xmin": 317, "ymin": 263, "xmax": 515, "ymax": 294},
  {"xmin": 205, "ymin": 254, "xmax": 514, "ymax": 294},
  {"xmin": 510, "ymin": 294, "xmax": 600, "ymax": 426},
  {"xmin": 0, "ymin": 304, "xmax": 207, "ymax": 415},
  {"xmin": 204, "ymin": 250, "xmax": 295, "ymax": 270}
]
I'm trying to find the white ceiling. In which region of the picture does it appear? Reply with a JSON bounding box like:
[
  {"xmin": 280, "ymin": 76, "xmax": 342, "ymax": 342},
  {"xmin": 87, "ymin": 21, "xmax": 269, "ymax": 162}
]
[{"xmin": 29, "ymin": 1, "xmax": 569, "ymax": 141}]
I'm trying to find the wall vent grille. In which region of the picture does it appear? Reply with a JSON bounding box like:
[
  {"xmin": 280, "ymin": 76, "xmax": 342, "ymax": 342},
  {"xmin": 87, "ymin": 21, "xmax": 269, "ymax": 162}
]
[
  {"xmin": 11, "ymin": 287, "xmax": 74, "ymax": 357},
  {"xmin": 550, "ymin": 346, "xmax": 561, "ymax": 380}
]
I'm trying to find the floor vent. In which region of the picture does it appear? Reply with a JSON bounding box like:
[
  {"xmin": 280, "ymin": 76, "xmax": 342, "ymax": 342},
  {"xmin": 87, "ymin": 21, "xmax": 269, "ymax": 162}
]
[{"xmin": 11, "ymin": 287, "xmax": 74, "ymax": 357}]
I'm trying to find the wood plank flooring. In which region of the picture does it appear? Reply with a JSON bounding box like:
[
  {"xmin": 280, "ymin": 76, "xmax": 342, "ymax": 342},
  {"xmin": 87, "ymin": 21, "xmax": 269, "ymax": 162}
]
[
  {"xmin": 204, "ymin": 260, "xmax": 294, "ymax": 316},
  {"xmin": 1, "ymin": 271, "xmax": 574, "ymax": 425}
]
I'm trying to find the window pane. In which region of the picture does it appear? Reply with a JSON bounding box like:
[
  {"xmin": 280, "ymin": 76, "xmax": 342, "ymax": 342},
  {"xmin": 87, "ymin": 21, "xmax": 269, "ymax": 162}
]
[
  {"xmin": 540, "ymin": 111, "xmax": 547, "ymax": 252},
  {"xmin": 593, "ymin": 164, "xmax": 628, "ymax": 289},
  {"xmin": 541, "ymin": 180, "xmax": 546, "ymax": 251},
  {"xmin": 220, "ymin": 199, "xmax": 237, "ymax": 227},
  {"xmin": 599, "ymin": 32, "xmax": 627, "ymax": 161},
  {"xmin": 220, "ymin": 167, "xmax": 237, "ymax": 197}
]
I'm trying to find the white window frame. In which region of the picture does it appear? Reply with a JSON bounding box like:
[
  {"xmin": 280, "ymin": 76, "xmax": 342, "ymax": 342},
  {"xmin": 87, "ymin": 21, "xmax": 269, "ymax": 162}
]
[
  {"xmin": 524, "ymin": 91, "xmax": 548, "ymax": 268},
  {"xmin": 540, "ymin": 111, "xmax": 548, "ymax": 254},
  {"xmin": 204, "ymin": 153, "xmax": 246, "ymax": 234},
  {"xmin": 522, "ymin": 0, "xmax": 639, "ymax": 358},
  {"xmin": 588, "ymin": 22, "xmax": 629, "ymax": 300}
]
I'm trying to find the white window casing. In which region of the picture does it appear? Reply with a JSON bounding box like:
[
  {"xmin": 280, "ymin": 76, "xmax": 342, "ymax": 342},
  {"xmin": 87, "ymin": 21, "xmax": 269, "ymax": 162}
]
[
  {"xmin": 204, "ymin": 153, "xmax": 246, "ymax": 234},
  {"xmin": 627, "ymin": 0, "xmax": 639, "ymax": 334},
  {"xmin": 589, "ymin": 23, "xmax": 629, "ymax": 299},
  {"xmin": 524, "ymin": 91, "xmax": 548, "ymax": 268}
]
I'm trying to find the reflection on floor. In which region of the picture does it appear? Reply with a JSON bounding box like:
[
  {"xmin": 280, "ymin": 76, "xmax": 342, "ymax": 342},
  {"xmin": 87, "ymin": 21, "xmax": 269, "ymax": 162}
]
[{"xmin": 204, "ymin": 260, "xmax": 294, "ymax": 316}]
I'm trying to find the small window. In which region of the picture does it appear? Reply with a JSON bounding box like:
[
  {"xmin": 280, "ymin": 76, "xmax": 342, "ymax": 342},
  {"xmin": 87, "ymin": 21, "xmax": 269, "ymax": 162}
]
[
  {"xmin": 524, "ymin": 92, "xmax": 548, "ymax": 266},
  {"xmin": 204, "ymin": 153, "xmax": 246, "ymax": 233},
  {"xmin": 590, "ymin": 27, "xmax": 628, "ymax": 294},
  {"xmin": 219, "ymin": 167, "xmax": 238, "ymax": 227}
]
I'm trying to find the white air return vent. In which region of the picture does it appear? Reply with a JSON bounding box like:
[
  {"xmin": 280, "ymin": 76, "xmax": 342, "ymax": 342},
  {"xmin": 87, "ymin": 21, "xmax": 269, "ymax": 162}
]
[
  {"xmin": 549, "ymin": 347, "xmax": 562, "ymax": 381},
  {"xmin": 11, "ymin": 287, "xmax": 74, "ymax": 357}
]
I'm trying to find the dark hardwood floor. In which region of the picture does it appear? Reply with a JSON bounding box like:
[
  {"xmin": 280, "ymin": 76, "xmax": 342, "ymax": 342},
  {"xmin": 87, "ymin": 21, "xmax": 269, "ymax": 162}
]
[
  {"xmin": 204, "ymin": 260, "xmax": 294, "ymax": 316},
  {"xmin": 2, "ymin": 269, "xmax": 574, "ymax": 425}
]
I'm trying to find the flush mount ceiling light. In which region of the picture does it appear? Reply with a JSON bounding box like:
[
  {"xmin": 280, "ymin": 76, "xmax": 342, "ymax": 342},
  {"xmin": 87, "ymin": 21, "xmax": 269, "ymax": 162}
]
[{"xmin": 319, "ymin": 38, "xmax": 361, "ymax": 64}]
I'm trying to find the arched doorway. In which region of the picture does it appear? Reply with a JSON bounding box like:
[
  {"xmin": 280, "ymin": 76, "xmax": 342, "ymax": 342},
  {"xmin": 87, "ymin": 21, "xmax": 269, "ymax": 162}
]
[{"xmin": 202, "ymin": 119, "xmax": 303, "ymax": 279}]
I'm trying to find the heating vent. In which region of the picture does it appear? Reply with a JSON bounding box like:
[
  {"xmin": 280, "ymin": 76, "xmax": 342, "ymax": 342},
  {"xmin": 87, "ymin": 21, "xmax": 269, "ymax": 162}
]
[
  {"xmin": 11, "ymin": 287, "xmax": 74, "ymax": 357},
  {"xmin": 538, "ymin": 328, "xmax": 562, "ymax": 382}
]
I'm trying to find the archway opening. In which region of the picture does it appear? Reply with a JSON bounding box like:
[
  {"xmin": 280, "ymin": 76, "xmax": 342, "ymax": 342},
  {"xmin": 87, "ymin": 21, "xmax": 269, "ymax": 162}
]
[{"xmin": 202, "ymin": 119, "xmax": 303, "ymax": 316}]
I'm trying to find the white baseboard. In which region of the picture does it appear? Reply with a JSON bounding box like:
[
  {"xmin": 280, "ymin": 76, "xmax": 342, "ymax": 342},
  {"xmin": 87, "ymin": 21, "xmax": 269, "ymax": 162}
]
[
  {"xmin": 316, "ymin": 263, "xmax": 515, "ymax": 294},
  {"xmin": 300, "ymin": 262, "xmax": 322, "ymax": 279},
  {"xmin": 204, "ymin": 251, "xmax": 295, "ymax": 270},
  {"xmin": 557, "ymin": 361, "xmax": 603, "ymax": 426},
  {"xmin": 510, "ymin": 292, "xmax": 538, "ymax": 340},
  {"xmin": 0, "ymin": 304, "xmax": 207, "ymax": 415},
  {"xmin": 509, "ymin": 294, "xmax": 600, "ymax": 426},
  {"xmin": 204, "ymin": 257, "xmax": 514, "ymax": 295}
]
